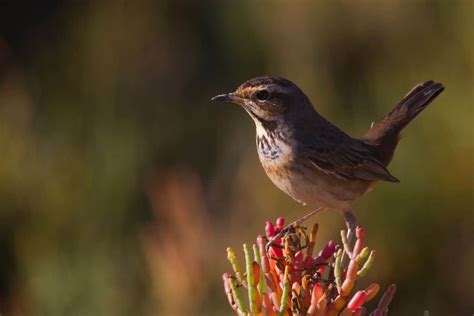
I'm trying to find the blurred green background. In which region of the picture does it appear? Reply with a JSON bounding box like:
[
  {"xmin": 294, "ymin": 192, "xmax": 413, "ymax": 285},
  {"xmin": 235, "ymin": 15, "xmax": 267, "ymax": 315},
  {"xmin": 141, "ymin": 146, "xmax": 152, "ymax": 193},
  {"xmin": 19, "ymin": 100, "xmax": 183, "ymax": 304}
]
[{"xmin": 0, "ymin": 1, "xmax": 472, "ymax": 315}]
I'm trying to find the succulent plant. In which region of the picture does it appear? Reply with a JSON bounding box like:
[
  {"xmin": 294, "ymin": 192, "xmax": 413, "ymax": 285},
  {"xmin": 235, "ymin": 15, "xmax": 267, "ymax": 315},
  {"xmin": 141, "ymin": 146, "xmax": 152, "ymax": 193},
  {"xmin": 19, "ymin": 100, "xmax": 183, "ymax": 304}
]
[{"xmin": 223, "ymin": 217, "xmax": 396, "ymax": 315}]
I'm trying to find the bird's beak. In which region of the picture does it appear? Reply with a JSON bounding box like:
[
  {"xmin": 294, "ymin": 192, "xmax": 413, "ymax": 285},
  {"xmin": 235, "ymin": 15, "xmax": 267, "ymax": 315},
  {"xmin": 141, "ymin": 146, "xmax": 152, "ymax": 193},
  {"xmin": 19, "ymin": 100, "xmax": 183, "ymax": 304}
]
[{"xmin": 211, "ymin": 93, "xmax": 236, "ymax": 103}]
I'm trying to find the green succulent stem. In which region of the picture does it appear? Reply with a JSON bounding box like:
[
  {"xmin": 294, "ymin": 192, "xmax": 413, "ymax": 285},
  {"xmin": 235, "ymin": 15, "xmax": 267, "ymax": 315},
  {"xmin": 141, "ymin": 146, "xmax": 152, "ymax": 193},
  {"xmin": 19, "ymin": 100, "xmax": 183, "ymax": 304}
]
[
  {"xmin": 357, "ymin": 250, "xmax": 376, "ymax": 278},
  {"xmin": 278, "ymin": 266, "xmax": 290, "ymax": 316},
  {"xmin": 230, "ymin": 278, "xmax": 247, "ymax": 314},
  {"xmin": 244, "ymin": 244, "xmax": 259, "ymax": 314},
  {"xmin": 335, "ymin": 248, "xmax": 343, "ymax": 291},
  {"xmin": 253, "ymin": 244, "xmax": 266, "ymax": 295},
  {"xmin": 227, "ymin": 247, "xmax": 245, "ymax": 284}
]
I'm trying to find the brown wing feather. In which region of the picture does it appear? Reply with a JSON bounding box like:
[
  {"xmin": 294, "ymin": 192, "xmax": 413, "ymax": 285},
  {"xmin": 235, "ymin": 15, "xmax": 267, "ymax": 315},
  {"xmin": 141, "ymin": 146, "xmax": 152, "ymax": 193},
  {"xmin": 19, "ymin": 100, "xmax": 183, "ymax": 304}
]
[{"xmin": 306, "ymin": 133, "xmax": 399, "ymax": 182}]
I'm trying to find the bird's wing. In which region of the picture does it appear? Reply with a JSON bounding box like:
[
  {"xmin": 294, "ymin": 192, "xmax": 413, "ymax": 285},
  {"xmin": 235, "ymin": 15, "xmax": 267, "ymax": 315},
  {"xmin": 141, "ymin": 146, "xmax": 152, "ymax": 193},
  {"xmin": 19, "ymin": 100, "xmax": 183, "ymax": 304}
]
[{"xmin": 306, "ymin": 133, "xmax": 399, "ymax": 182}]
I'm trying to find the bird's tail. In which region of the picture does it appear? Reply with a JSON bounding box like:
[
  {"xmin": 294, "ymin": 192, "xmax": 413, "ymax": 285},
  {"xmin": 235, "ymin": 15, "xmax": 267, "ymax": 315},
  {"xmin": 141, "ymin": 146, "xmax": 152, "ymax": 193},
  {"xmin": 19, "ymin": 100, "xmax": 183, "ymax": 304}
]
[{"xmin": 362, "ymin": 80, "xmax": 444, "ymax": 165}]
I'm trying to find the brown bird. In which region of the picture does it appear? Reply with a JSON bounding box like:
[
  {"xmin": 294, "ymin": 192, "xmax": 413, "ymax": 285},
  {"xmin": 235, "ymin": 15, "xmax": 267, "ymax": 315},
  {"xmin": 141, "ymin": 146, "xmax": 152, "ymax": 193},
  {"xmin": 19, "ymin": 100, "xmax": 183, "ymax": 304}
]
[{"xmin": 212, "ymin": 77, "xmax": 444, "ymax": 237}]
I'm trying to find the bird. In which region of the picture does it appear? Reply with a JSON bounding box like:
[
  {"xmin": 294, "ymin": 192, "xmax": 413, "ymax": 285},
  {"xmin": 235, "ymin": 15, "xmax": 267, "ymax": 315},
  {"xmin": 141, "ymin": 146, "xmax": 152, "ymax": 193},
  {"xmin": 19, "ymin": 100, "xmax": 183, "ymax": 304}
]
[{"xmin": 211, "ymin": 76, "xmax": 444, "ymax": 238}]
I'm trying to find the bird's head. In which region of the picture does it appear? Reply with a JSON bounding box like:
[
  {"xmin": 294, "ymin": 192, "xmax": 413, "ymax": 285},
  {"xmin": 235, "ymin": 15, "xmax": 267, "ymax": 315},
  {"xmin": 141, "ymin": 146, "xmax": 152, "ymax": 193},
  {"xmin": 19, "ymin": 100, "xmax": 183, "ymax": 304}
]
[{"xmin": 212, "ymin": 76, "xmax": 313, "ymax": 124}]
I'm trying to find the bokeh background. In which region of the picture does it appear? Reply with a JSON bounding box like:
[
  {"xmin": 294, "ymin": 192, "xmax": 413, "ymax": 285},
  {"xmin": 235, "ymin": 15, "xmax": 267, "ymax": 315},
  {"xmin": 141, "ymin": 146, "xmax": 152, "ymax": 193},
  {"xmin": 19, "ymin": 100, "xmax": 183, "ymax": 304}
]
[{"xmin": 0, "ymin": 1, "xmax": 472, "ymax": 315}]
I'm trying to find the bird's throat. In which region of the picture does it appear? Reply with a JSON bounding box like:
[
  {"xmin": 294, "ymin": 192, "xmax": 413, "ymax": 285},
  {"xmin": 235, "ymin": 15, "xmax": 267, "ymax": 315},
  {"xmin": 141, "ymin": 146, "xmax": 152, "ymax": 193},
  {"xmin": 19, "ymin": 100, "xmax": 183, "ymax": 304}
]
[{"xmin": 255, "ymin": 120, "xmax": 293, "ymax": 165}]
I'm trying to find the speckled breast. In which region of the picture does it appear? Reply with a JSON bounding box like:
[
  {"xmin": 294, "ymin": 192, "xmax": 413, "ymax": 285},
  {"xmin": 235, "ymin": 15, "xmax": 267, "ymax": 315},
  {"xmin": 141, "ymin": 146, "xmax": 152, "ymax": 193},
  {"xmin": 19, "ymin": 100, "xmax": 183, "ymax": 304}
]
[{"xmin": 256, "ymin": 130, "xmax": 301, "ymax": 201}]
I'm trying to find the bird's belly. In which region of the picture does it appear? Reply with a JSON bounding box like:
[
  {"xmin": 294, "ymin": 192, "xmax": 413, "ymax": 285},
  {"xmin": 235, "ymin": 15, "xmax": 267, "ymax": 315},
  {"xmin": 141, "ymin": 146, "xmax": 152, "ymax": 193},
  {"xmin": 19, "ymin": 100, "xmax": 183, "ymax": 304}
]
[{"xmin": 261, "ymin": 158, "xmax": 369, "ymax": 210}]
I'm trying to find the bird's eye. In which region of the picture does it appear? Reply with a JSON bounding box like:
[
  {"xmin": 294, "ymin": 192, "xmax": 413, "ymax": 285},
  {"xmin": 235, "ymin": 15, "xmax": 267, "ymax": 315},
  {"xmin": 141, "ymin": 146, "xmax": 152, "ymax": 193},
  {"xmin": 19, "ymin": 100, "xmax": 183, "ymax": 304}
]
[{"xmin": 256, "ymin": 90, "xmax": 270, "ymax": 101}]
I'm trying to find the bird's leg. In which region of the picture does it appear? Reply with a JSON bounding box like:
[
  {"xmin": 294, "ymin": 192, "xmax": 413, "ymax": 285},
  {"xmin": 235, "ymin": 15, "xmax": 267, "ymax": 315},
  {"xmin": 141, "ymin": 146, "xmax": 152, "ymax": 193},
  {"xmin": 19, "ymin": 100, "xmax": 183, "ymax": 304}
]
[
  {"xmin": 341, "ymin": 210, "xmax": 357, "ymax": 268},
  {"xmin": 266, "ymin": 207, "xmax": 325, "ymax": 253},
  {"xmin": 344, "ymin": 210, "xmax": 357, "ymax": 244}
]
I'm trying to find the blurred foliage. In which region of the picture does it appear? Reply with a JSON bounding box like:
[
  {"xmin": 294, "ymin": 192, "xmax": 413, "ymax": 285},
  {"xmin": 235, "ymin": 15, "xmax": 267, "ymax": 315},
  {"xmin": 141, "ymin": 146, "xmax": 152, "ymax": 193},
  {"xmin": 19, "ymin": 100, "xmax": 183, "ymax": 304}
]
[{"xmin": 0, "ymin": 0, "xmax": 472, "ymax": 315}]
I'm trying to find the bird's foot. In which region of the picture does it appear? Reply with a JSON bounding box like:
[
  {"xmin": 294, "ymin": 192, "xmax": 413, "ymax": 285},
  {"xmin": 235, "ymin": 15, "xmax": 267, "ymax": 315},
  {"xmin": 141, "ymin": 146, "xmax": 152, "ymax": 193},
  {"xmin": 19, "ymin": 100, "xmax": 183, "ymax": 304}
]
[
  {"xmin": 265, "ymin": 207, "xmax": 325, "ymax": 254},
  {"xmin": 341, "ymin": 210, "xmax": 357, "ymax": 268}
]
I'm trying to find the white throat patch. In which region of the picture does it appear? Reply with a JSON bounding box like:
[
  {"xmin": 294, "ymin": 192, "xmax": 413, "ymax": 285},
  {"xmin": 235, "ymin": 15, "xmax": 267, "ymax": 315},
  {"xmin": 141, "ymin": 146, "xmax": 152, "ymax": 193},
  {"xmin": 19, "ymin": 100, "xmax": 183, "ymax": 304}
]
[{"xmin": 254, "ymin": 119, "xmax": 293, "ymax": 167}]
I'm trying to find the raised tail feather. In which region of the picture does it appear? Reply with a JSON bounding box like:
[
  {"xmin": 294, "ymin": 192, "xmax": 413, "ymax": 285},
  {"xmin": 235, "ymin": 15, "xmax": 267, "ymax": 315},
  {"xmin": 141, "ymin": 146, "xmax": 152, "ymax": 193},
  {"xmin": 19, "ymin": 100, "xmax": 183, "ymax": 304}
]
[{"xmin": 362, "ymin": 81, "xmax": 445, "ymax": 165}]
